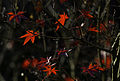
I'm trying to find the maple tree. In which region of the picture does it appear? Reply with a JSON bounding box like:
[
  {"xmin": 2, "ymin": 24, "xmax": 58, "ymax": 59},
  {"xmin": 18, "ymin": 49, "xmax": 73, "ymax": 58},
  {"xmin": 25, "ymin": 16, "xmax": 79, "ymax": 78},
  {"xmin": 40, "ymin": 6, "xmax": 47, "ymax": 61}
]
[{"xmin": 0, "ymin": 0, "xmax": 119, "ymax": 81}]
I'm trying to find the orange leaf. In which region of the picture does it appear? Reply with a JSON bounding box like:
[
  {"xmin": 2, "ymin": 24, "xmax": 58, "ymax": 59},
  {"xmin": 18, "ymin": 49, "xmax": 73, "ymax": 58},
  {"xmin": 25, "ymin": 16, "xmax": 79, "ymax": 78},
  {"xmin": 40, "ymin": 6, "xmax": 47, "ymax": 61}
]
[
  {"xmin": 23, "ymin": 37, "xmax": 31, "ymax": 45},
  {"xmin": 9, "ymin": 15, "xmax": 16, "ymax": 21},
  {"xmin": 30, "ymin": 36, "xmax": 35, "ymax": 43},
  {"xmin": 7, "ymin": 12, "xmax": 14, "ymax": 15},
  {"xmin": 88, "ymin": 63, "xmax": 94, "ymax": 69},
  {"xmin": 55, "ymin": 12, "xmax": 69, "ymax": 31},
  {"xmin": 81, "ymin": 9, "xmax": 93, "ymax": 19},
  {"xmin": 88, "ymin": 27, "xmax": 99, "ymax": 32},
  {"xmin": 20, "ymin": 30, "xmax": 39, "ymax": 45},
  {"xmin": 8, "ymin": 11, "xmax": 25, "ymax": 23},
  {"xmin": 87, "ymin": 14, "xmax": 93, "ymax": 18},
  {"xmin": 38, "ymin": 57, "xmax": 47, "ymax": 64},
  {"xmin": 43, "ymin": 65, "xmax": 58, "ymax": 76},
  {"xmin": 17, "ymin": 11, "xmax": 25, "ymax": 15},
  {"xmin": 51, "ymin": 67, "xmax": 58, "ymax": 75},
  {"xmin": 22, "ymin": 59, "xmax": 31, "ymax": 68}
]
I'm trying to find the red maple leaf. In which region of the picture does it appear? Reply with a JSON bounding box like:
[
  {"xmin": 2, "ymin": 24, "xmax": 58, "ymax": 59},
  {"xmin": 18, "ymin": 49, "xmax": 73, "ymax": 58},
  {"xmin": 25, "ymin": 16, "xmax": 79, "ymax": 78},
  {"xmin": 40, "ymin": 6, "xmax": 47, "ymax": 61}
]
[
  {"xmin": 81, "ymin": 9, "xmax": 93, "ymax": 19},
  {"xmin": 37, "ymin": 58, "xmax": 47, "ymax": 70},
  {"xmin": 95, "ymin": 56, "xmax": 111, "ymax": 69},
  {"xmin": 57, "ymin": 49, "xmax": 68, "ymax": 55},
  {"xmin": 55, "ymin": 12, "xmax": 69, "ymax": 31},
  {"xmin": 88, "ymin": 27, "xmax": 99, "ymax": 32},
  {"xmin": 8, "ymin": 11, "xmax": 25, "ymax": 23},
  {"xmin": 88, "ymin": 23, "xmax": 106, "ymax": 32},
  {"xmin": 20, "ymin": 30, "xmax": 39, "ymax": 45},
  {"xmin": 56, "ymin": 48, "xmax": 72, "ymax": 57},
  {"xmin": 22, "ymin": 59, "xmax": 31, "ymax": 69},
  {"xmin": 81, "ymin": 63, "xmax": 105, "ymax": 77},
  {"xmin": 99, "ymin": 23, "xmax": 106, "ymax": 32},
  {"xmin": 43, "ymin": 65, "xmax": 58, "ymax": 76},
  {"xmin": 70, "ymin": 40, "xmax": 79, "ymax": 46},
  {"xmin": 78, "ymin": 9, "xmax": 93, "ymax": 19}
]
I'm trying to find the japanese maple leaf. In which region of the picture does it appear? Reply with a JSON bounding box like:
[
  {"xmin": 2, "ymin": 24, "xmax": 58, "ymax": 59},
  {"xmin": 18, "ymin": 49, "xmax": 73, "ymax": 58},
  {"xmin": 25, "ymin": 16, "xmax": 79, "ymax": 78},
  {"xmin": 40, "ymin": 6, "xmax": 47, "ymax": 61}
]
[
  {"xmin": 55, "ymin": 12, "xmax": 69, "ymax": 31},
  {"xmin": 99, "ymin": 23, "xmax": 106, "ymax": 32},
  {"xmin": 81, "ymin": 63, "xmax": 105, "ymax": 77},
  {"xmin": 89, "ymin": 64, "xmax": 105, "ymax": 71},
  {"xmin": 38, "ymin": 57, "xmax": 52, "ymax": 65},
  {"xmin": 77, "ymin": 9, "xmax": 93, "ymax": 20},
  {"xmin": 88, "ymin": 23, "xmax": 106, "ymax": 32},
  {"xmin": 57, "ymin": 49, "xmax": 68, "ymax": 55},
  {"xmin": 22, "ymin": 59, "xmax": 31, "ymax": 69},
  {"xmin": 8, "ymin": 11, "xmax": 26, "ymax": 23},
  {"xmin": 81, "ymin": 9, "xmax": 93, "ymax": 19},
  {"xmin": 57, "ymin": 48, "xmax": 72, "ymax": 57},
  {"xmin": 37, "ymin": 57, "xmax": 51, "ymax": 70},
  {"xmin": 38, "ymin": 57, "xmax": 47, "ymax": 64},
  {"xmin": 81, "ymin": 67, "xmax": 95, "ymax": 77},
  {"xmin": 43, "ymin": 65, "xmax": 58, "ymax": 76},
  {"xmin": 88, "ymin": 27, "xmax": 99, "ymax": 32},
  {"xmin": 20, "ymin": 30, "xmax": 39, "ymax": 45},
  {"xmin": 95, "ymin": 56, "xmax": 111, "ymax": 69},
  {"xmin": 105, "ymin": 56, "xmax": 111, "ymax": 69}
]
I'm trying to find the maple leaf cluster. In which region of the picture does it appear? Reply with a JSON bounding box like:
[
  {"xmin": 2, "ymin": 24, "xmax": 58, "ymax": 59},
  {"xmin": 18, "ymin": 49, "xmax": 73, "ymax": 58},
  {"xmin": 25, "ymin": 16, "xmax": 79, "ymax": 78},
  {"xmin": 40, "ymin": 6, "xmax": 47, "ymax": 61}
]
[
  {"xmin": 95, "ymin": 55, "xmax": 111, "ymax": 69},
  {"xmin": 22, "ymin": 57, "xmax": 58, "ymax": 78},
  {"xmin": 81, "ymin": 63, "xmax": 105, "ymax": 77},
  {"xmin": 88, "ymin": 23, "xmax": 107, "ymax": 33},
  {"xmin": 6, "ymin": 4, "xmax": 114, "ymax": 80},
  {"xmin": 7, "ymin": 11, "xmax": 70, "ymax": 45}
]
